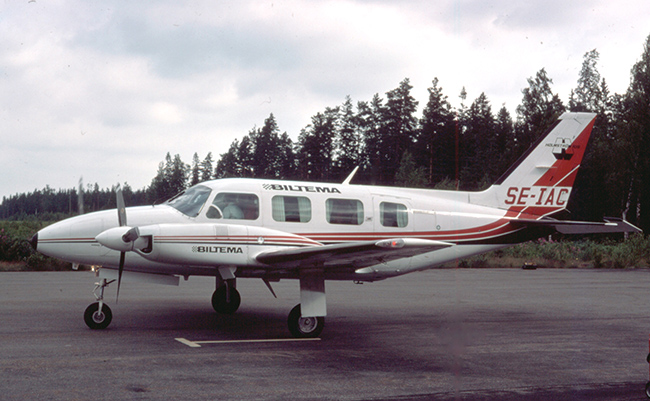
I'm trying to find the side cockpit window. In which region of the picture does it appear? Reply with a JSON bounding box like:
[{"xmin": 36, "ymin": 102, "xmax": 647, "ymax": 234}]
[
  {"xmin": 326, "ymin": 198, "xmax": 363, "ymax": 225},
  {"xmin": 207, "ymin": 192, "xmax": 259, "ymax": 220},
  {"xmin": 166, "ymin": 185, "xmax": 211, "ymax": 218},
  {"xmin": 272, "ymin": 196, "xmax": 311, "ymax": 222},
  {"xmin": 380, "ymin": 202, "xmax": 408, "ymax": 227}
]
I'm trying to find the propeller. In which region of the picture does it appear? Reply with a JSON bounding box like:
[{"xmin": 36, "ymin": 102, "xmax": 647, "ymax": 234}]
[
  {"xmin": 77, "ymin": 176, "xmax": 84, "ymax": 215},
  {"xmin": 71, "ymin": 177, "xmax": 85, "ymax": 270},
  {"xmin": 94, "ymin": 185, "xmax": 146, "ymax": 302},
  {"xmin": 115, "ymin": 185, "xmax": 129, "ymax": 302}
]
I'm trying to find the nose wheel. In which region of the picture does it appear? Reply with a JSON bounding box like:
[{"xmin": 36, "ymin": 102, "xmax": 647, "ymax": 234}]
[
  {"xmin": 84, "ymin": 302, "xmax": 112, "ymax": 329},
  {"xmin": 84, "ymin": 278, "xmax": 114, "ymax": 330}
]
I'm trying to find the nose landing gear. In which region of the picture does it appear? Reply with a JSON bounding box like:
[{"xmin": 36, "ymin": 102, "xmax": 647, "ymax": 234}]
[{"xmin": 83, "ymin": 278, "xmax": 114, "ymax": 330}]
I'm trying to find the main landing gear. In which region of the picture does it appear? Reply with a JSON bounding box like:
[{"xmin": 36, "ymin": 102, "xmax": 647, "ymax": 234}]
[
  {"xmin": 211, "ymin": 276, "xmax": 325, "ymax": 338},
  {"xmin": 287, "ymin": 304, "xmax": 324, "ymax": 338},
  {"xmin": 211, "ymin": 290, "xmax": 325, "ymax": 338},
  {"xmin": 83, "ymin": 278, "xmax": 114, "ymax": 330},
  {"xmin": 211, "ymin": 284, "xmax": 241, "ymax": 314}
]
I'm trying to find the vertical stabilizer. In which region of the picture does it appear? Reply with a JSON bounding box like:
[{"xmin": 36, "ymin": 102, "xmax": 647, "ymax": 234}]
[{"xmin": 473, "ymin": 112, "xmax": 597, "ymax": 217}]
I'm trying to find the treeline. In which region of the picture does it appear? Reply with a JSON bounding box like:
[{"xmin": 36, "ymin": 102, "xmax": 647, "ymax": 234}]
[
  {"xmin": 3, "ymin": 35, "xmax": 650, "ymax": 232},
  {"xmin": 0, "ymin": 183, "xmax": 148, "ymax": 221}
]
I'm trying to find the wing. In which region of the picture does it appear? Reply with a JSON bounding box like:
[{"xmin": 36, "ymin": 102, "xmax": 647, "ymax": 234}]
[
  {"xmin": 510, "ymin": 217, "xmax": 641, "ymax": 235},
  {"xmin": 256, "ymin": 238, "xmax": 453, "ymax": 269}
]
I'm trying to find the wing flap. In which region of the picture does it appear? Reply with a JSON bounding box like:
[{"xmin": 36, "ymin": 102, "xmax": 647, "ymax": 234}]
[{"xmin": 256, "ymin": 238, "xmax": 453, "ymax": 269}]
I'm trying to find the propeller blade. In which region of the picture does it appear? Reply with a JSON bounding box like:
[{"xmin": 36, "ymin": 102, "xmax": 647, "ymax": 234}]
[
  {"xmin": 116, "ymin": 251, "xmax": 125, "ymax": 303},
  {"xmin": 115, "ymin": 184, "xmax": 129, "ymax": 303},
  {"xmin": 77, "ymin": 176, "xmax": 84, "ymax": 215},
  {"xmin": 116, "ymin": 185, "xmax": 127, "ymax": 227}
]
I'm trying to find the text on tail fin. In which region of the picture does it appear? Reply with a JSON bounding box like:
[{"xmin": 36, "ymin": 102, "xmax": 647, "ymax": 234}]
[{"xmin": 473, "ymin": 112, "xmax": 597, "ymax": 216}]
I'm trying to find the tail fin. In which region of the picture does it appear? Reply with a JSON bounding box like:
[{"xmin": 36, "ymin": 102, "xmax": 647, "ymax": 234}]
[{"xmin": 473, "ymin": 112, "xmax": 597, "ymax": 217}]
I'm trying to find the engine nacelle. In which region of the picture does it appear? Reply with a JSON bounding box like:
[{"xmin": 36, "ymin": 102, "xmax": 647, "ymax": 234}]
[{"xmin": 132, "ymin": 223, "xmax": 320, "ymax": 267}]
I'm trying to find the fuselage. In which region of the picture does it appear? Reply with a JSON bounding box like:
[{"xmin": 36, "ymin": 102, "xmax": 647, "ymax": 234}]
[{"xmin": 34, "ymin": 178, "xmax": 547, "ymax": 281}]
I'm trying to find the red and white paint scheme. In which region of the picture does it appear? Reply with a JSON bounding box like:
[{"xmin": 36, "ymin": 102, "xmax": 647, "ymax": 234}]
[{"xmin": 31, "ymin": 112, "xmax": 640, "ymax": 337}]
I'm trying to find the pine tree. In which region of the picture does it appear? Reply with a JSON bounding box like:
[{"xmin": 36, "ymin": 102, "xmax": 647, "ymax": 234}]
[
  {"xmin": 382, "ymin": 78, "xmax": 419, "ymax": 183},
  {"xmin": 215, "ymin": 141, "xmax": 239, "ymax": 178},
  {"xmin": 148, "ymin": 161, "xmax": 167, "ymax": 203},
  {"xmin": 493, "ymin": 106, "xmax": 516, "ymax": 178},
  {"xmin": 515, "ymin": 68, "xmax": 565, "ymax": 153},
  {"xmin": 251, "ymin": 114, "xmax": 281, "ymax": 178},
  {"xmin": 395, "ymin": 151, "xmax": 427, "ymax": 188},
  {"xmin": 168, "ymin": 154, "xmax": 188, "ymax": 196},
  {"xmin": 417, "ymin": 78, "xmax": 455, "ymax": 184},
  {"xmin": 358, "ymin": 95, "xmax": 385, "ymax": 183},
  {"xmin": 461, "ymin": 92, "xmax": 496, "ymax": 189},
  {"xmin": 621, "ymin": 35, "xmax": 650, "ymax": 230},
  {"xmin": 297, "ymin": 107, "xmax": 339, "ymax": 181},
  {"xmin": 200, "ymin": 152, "xmax": 214, "ymax": 182},
  {"xmin": 335, "ymin": 96, "xmax": 361, "ymax": 179},
  {"xmin": 569, "ymin": 49, "xmax": 605, "ymax": 113},
  {"xmin": 277, "ymin": 132, "xmax": 296, "ymax": 179},
  {"xmin": 567, "ymin": 49, "xmax": 610, "ymax": 222},
  {"xmin": 149, "ymin": 152, "xmax": 187, "ymax": 200}
]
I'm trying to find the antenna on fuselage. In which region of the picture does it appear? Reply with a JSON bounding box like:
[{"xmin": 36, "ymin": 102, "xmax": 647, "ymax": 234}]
[{"xmin": 342, "ymin": 166, "xmax": 359, "ymax": 185}]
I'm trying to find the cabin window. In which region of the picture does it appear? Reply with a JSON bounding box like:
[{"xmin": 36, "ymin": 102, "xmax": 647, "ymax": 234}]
[
  {"xmin": 166, "ymin": 185, "xmax": 211, "ymax": 218},
  {"xmin": 207, "ymin": 192, "xmax": 259, "ymax": 220},
  {"xmin": 326, "ymin": 198, "xmax": 363, "ymax": 225},
  {"xmin": 380, "ymin": 202, "xmax": 408, "ymax": 227},
  {"xmin": 272, "ymin": 196, "xmax": 311, "ymax": 223}
]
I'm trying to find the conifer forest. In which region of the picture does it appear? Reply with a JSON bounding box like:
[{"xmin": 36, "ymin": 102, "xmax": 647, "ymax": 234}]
[{"xmin": 3, "ymin": 35, "xmax": 650, "ymax": 241}]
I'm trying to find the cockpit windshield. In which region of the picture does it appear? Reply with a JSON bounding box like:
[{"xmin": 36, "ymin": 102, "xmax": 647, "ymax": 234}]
[{"xmin": 166, "ymin": 185, "xmax": 211, "ymax": 217}]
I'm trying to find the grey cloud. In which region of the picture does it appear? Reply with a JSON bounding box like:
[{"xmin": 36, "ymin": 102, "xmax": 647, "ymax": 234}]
[{"xmin": 71, "ymin": 10, "xmax": 305, "ymax": 80}]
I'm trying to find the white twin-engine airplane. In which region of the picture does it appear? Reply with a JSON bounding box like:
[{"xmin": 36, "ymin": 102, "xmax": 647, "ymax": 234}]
[{"xmin": 31, "ymin": 112, "xmax": 640, "ymax": 337}]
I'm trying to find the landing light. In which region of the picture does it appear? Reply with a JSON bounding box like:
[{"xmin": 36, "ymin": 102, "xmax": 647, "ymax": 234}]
[{"xmin": 376, "ymin": 238, "xmax": 405, "ymax": 249}]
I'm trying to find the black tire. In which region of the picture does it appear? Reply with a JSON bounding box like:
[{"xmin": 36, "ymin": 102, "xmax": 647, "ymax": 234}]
[
  {"xmin": 84, "ymin": 302, "xmax": 112, "ymax": 330},
  {"xmin": 211, "ymin": 286, "xmax": 241, "ymax": 314},
  {"xmin": 645, "ymin": 381, "xmax": 650, "ymax": 398},
  {"xmin": 287, "ymin": 304, "xmax": 325, "ymax": 338}
]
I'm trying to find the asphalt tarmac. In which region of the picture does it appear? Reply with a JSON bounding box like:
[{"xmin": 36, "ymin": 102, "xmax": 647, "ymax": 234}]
[{"xmin": 1, "ymin": 268, "xmax": 650, "ymax": 400}]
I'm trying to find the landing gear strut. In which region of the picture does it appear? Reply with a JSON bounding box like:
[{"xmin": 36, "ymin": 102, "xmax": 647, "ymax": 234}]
[{"xmin": 84, "ymin": 278, "xmax": 113, "ymax": 330}]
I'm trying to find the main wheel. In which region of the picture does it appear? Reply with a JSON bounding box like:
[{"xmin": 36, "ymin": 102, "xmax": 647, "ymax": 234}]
[
  {"xmin": 287, "ymin": 304, "xmax": 325, "ymax": 338},
  {"xmin": 211, "ymin": 286, "xmax": 241, "ymax": 314},
  {"xmin": 84, "ymin": 302, "xmax": 112, "ymax": 330}
]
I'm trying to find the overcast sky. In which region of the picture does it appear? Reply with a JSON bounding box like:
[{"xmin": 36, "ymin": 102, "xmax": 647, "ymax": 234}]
[{"xmin": 1, "ymin": 0, "xmax": 649, "ymax": 198}]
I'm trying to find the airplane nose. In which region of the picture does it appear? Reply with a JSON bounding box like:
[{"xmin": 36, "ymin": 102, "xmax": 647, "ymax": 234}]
[{"xmin": 30, "ymin": 233, "xmax": 38, "ymax": 251}]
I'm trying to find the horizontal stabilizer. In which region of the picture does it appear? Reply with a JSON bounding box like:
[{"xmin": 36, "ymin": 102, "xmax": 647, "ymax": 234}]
[
  {"xmin": 510, "ymin": 217, "xmax": 642, "ymax": 235},
  {"xmin": 256, "ymin": 238, "xmax": 453, "ymax": 269}
]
